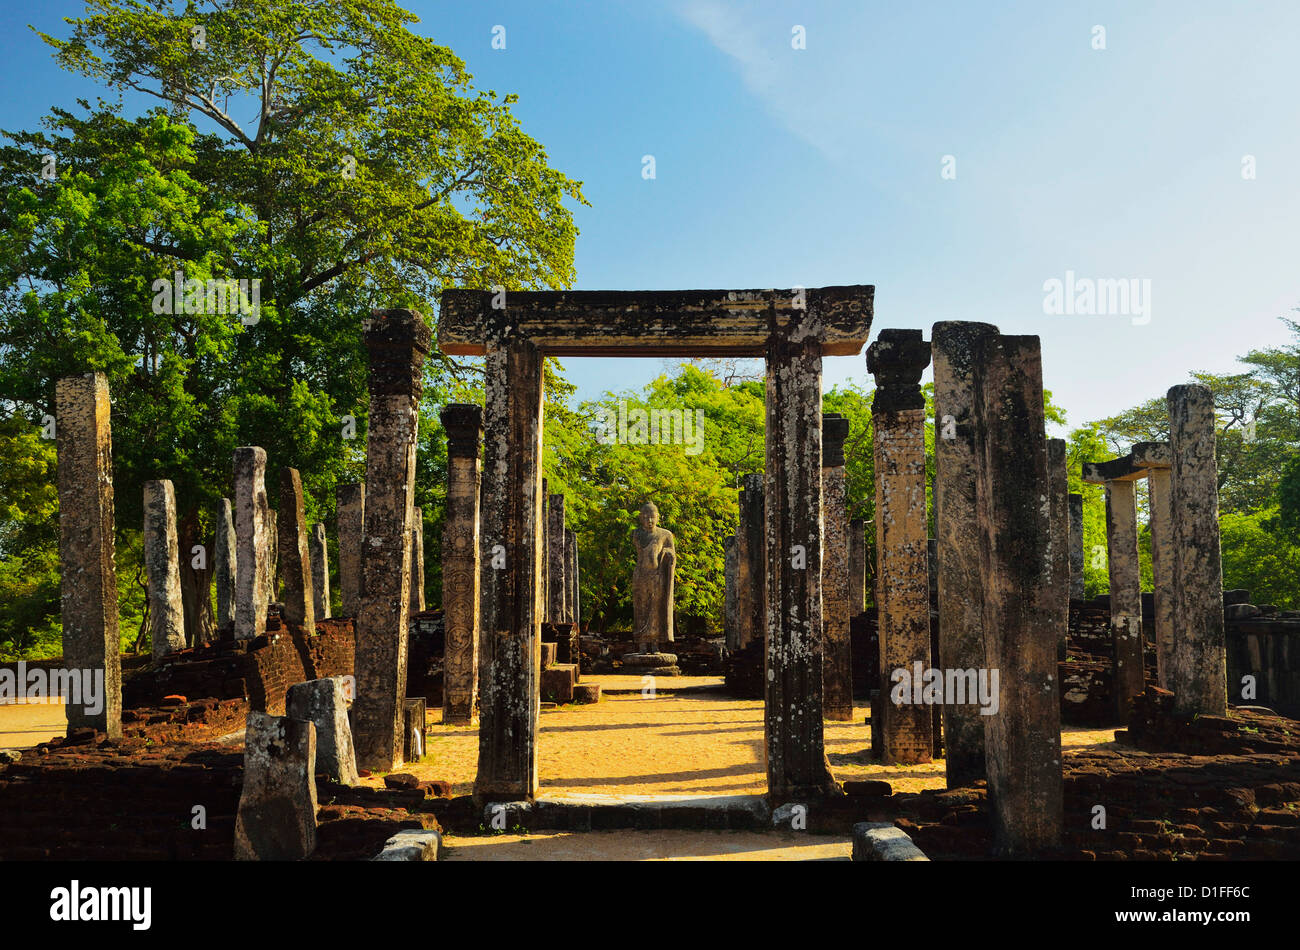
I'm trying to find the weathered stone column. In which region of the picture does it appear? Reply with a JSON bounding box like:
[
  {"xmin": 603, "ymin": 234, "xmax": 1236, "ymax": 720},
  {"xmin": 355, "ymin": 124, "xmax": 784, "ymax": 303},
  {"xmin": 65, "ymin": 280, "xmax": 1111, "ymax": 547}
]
[
  {"xmin": 867, "ymin": 329, "xmax": 933, "ymax": 766},
  {"xmin": 310, "ymin": 523, "xmax": 331, "ymax": 620},
  {"xmin": 265, "ymin": 508, "xmax": 278, "ymax": 608},
  {"xmin": 409, "ymin": 507, "xmax": 425, "ymax": 614},
  {"xmin": 566, "ymin": 527, "xmax": 579, "ymax": 625},
  {"xmin": 724, "ymin": 534, "xmax": 738, "ymax": 649},
  {"xmin": 1068, "ymin": 493, "xmax": 1085, "ymax": 601},
  {"xmin": 849, "ymin": 519, "xmax": 866, "ymax": 616},
  {"xmin": 55, "ymin": 372, "xmax": 122, "ymax": 738},
  {"xmin": 931, "ymin": 321, "xmax": 998, "ymax": 787},
  {"xmin": 1167, "ymin": 384, "xmax": 1227, "ymax": 717},
  {"xmin": 1140, "ymin": 445, "xmax": 1175, "ymax": 688},
  {"xmin": 476, "ymin": 336, "xmax": 545, "ymax": 800},
  {"xmin": 143, "ymin": 479, "xmax": 186, "ymax": 658},
  {"xmin": 1047, "ymin": 439, "xmax": 1071, "ymax": 663},
  {"xmin": 540, "ymin": 481, "xmax": 549, "ymax": 618},
  {"xmin": 547, "ymin": 494, "xmax": 566, "ymax": 623},
  {"xmin": 214, "ymin": 498, "xmax": 237, "ymax": 630},
  {"xmin": 336, "ymin": 482, "xmax": 365, "ymax": 616},
  {"xmin": 233, "ymin": 447, "xmax": 270, "ymax": 641},
  {"xmin": 1097, "ymin": 476, "xmax": 1143, "ymax": 721},
  {"xmin": 354, "ymin": 309, "xmax": 428, "ymax": 772},
  {"xmin": 763, "ymin": 330, "xmax": 836, "ymax": 799},
  {"xmin": 972, "ymin": 333, "xmax": 1063, "ymax": 856},
  {"xmin": 440, "ymin": 403, "xmax": 483, "ymax": 725},
  {"xmin": 277, "ymin": 468, "xmax": 316, "ymax": 633},
  {"xmin": 822, "ymin": 413, "xmax": 853, "ymax": 722},
  {"xmin": 736, "ymin": 472, "xmax": 765, "ymax": 651}
]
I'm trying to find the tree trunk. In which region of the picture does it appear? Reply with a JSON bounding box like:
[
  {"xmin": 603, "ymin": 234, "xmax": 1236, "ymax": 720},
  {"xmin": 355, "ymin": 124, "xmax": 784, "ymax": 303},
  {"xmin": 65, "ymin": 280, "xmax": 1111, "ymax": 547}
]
[{"xmin": 178, "ymin": 505, "xmax": 215, "ymax": 647}]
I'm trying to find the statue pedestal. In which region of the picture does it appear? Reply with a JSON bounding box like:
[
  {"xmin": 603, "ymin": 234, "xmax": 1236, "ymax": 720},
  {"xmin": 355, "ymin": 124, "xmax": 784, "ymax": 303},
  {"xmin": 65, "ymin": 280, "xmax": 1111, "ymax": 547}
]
[{"xmin": 620, "ymin": 651, "xmax": 680, "ymax": 677}]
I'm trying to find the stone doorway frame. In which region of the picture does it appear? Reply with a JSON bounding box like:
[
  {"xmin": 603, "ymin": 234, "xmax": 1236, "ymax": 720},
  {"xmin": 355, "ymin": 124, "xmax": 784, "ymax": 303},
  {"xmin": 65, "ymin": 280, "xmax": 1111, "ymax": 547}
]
[{"xmin": 438, "ymin": 286, "xmax": 874, "ymax": 802}]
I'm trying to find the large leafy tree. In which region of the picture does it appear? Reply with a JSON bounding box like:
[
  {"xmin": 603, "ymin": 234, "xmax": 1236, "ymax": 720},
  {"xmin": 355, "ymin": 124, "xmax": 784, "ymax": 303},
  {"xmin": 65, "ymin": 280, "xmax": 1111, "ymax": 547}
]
[{"xmin": 1, "ymin": 0, "xmax": 584, "ymax": 648}]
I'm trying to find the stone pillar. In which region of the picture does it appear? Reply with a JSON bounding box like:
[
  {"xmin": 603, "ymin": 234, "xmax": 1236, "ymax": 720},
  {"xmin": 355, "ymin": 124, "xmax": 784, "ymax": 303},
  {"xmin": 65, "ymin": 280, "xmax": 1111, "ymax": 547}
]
[
  {"xmin": 265, "ymin": 508, "xmax": 278, "ymax": 608},
  {"xmin": 763, "ymin": 331, "xmax": 835, "ymax": 799},
  {"xmin": 1047, "ymin": 439, "xmax": 1071, "ymax": 663},
  {"xmin": 566, "ymin": 527, "xmax": 579, "ymax": 625},
  {"xmin": 849, "ymin": 519, "xmax": 866, "ymax": 616},
  {"xmin": 143, "ymin": 480, "xmax": 186, "ymax": 659},
  {"xmin": 867, "ymin": 329, "xmax": 933, "ymax": 766},
  {"xmin": 724, "ymin": 534, "xmax": 739, "ymax": 650},
  {"xmin": 1147, "ymin": 467, "xmax": 1175, "ymax": 688},
  {"xmin": 1103, "ymin": 478, "xmax": 1143, "ymax": 722},
  {"xmin": 822, "ymin": 413, "xmax": 854, "ymax": 722},
  {"xmin": 55, "ymin": 372, "xmax": 122, "ymax": 738},
  {"xmin": 972, "ymin": 333, "xmax": 1063, "ymax": 856},
  {"xmin": 736, "ymin": 472, "xmax": 765, "ymax": 651},
  {"xmin": 931, "ymin": 321, "xmax": 998, "ymax": 787},
  {"xmin": 234, "ymin": 712, "xmax": 317, "ymax": 861},
  {"xmin": 286, "ymin": 677, "xmax": 358, "ymax": 785},
  {"xmin": 233, "ymin": 447, "xmax": 270, "ymax": 641},
  {"xmin": 440, "ymin": 403, "xmax": 483, "ymax": 726},
  {"xmin": 214, "ymin": 498, "xmax": 237, "ymax": 630},
  {"xmin": 409, "ymin": 507, "xmax": 426, "ymax": 614},
  {"xmin": 476, "ymin": 337, "xmax": 545, "ymax": 800},
  {"xmin": 1068, "ymin": 493, "xmax": 1085, "ymax": 601},
  {"xmin": 277, "ymin": 468, "xmax": 316, "ymax": 633},
  {"xmin": 1167, "ymin": 384, "xmax": 1227, "ymax": 717},
  {"xmin": 540, "ymin": 480, "xmax": 549, "ymax": 617},
  {"xmin": 547, "ymin": 494, "xmax": 566, "ymax": 623},
  {"xmin": 310, "ymin": 523, "xmax": 331, "ymax": 621},
  {"xmin": 354, "ymin": 309, "xmax": 428, "ymax": 772},
  {"xmin": 336, "ymin": 482, "xmax": 365, "ymax": 616}
]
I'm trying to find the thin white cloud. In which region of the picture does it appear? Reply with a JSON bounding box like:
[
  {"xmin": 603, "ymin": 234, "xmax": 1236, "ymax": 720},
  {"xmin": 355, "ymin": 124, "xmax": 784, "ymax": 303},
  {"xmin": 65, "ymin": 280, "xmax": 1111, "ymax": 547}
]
[{"xmin": 675, "ymin": 1, "xmax": 852, "ymax": 163}]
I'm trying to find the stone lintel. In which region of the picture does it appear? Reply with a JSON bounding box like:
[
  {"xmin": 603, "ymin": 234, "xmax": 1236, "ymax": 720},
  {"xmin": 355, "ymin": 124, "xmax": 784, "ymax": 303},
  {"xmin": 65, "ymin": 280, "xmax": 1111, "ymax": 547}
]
[
  {"xmin": 1082, "ymin": 441, "xmax": 1171, "ymax": 484},
  {"xmin": 438, "ymin": 286, "xmax": 874, "ymax": 357}
]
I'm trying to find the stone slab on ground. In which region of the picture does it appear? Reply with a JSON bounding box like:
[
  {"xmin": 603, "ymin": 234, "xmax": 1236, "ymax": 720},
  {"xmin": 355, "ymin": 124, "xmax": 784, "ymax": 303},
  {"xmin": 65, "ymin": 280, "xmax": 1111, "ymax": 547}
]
[
  {"xmin": 440, "ymin": 828, "xmax": 851, "ymax": 861},
  {"xmin": 852, "ymin": 821, "xmax": 929, "ymax": 861}
]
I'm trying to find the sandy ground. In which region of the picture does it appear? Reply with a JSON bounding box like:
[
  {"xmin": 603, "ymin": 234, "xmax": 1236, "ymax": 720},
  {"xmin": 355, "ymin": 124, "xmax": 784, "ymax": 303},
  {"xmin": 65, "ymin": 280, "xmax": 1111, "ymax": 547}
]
[
  {"xmin": 374, "ymin": 675, "xmax": 1119, "ymax": 797},
  {"xmin": 440, "ymin": 828, "xmax": 852, "ymax": 861},
  {"xmin": 0, "ymin": 699, "xmax": 66, "ymax": 749}
]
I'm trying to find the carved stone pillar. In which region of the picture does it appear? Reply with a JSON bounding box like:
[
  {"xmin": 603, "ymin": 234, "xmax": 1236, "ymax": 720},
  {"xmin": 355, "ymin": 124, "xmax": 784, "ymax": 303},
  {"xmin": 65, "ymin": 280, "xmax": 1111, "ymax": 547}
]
[
  {"xmin": 867, "ymin": 329, "xmax": 933, "ymax": 766},
  {"xmin": 353, "ymin": 309, "xmax": 428, "ymax": 771}
]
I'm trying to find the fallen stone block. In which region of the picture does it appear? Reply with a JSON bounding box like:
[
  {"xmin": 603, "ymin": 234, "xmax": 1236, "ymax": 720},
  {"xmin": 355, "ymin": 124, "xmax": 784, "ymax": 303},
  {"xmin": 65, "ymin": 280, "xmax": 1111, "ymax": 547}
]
[
  {"xmin": 286, "ymin": 676, "xmax": 358, "ymax": 785},
  {"xmin": 373, "ymin": 829, "xmax": 441, "ymax": 861},
  {"xmin": 572, "ymin": 682, "xmax": 601, "ymax": 704},
  {"xmin": 234, "ymin": 712, "xmax": 318, "ymax": 860},
  {"xmin": 852, "ymin": 821, "xmax": 929, "ymax": 861}
]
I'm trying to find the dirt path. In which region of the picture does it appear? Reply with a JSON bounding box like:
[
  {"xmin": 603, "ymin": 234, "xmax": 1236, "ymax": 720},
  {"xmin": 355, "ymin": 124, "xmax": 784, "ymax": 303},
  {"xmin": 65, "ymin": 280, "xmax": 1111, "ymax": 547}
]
[
  {"xmin": 373, "ymin": 676, "xmax": 1119, "ymax": 797},
  {"xmin": 0, "ymin": 700, "xmax": 66, "ymax": 750}
]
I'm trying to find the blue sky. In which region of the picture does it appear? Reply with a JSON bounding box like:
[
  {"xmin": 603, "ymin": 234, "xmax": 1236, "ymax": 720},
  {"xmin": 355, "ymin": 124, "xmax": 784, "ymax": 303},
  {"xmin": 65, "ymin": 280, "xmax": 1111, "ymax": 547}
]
[{"xmin": 5, "ymin": 1, "xmax": 1299, "ymax": 434}]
